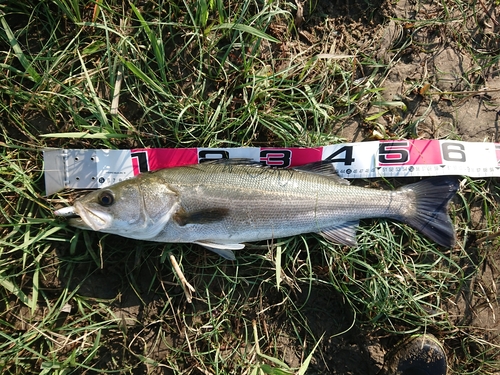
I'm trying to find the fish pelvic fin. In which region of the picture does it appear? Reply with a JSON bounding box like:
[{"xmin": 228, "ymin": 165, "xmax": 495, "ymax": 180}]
[
  {"xmin": 194, "ymin": 241, "xmax": 245, "ymax": 260},
  {"xmin": 399, "ymin": 177, "xmax": 459, "ymax": 247}
]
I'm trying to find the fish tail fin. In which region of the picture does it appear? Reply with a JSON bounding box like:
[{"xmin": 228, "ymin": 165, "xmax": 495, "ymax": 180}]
[{"xmin": 398, "ymin": 177, "xmax": 459, "ymax": 247}]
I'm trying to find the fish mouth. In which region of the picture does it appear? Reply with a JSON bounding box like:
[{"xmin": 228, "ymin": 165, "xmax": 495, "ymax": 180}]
[
  {"xmin": 54, "ymin": 206, "xmax": 77, "ymax": 217},
  {"xmin": 67, "ymin": 216, "xmax": 93, "ymax": 230},
  {"xmin": 54, "ymin": 202, "xmax": 111, "ymax": 231},
  {"xmin": 54, "ymin": 205, "xmax": 91, "ymax": 229}
]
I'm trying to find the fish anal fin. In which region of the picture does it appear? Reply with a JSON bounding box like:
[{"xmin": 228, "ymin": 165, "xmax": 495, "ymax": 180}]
[
  {"xmin": 319, "ymin": 221, "xmax": 359, "ymax": 246},
  {"xmin": 194, "ymin": 241, "xmax": 245, "ymax": 260},
  {"xmin": 174, "ymin": 207, "xmax": 229, "ymax": 226}
]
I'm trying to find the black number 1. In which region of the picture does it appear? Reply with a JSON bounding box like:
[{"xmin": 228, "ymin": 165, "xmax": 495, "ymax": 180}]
[{"xmin": 131, "ymin": 151, "xmax": 149, "ymax": 173}]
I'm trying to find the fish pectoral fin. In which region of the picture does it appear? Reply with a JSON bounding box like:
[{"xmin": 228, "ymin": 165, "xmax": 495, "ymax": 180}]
[
  {"xmin": 319, "ymin": 221, "xmax": 359, "ymax": 246},
  {"xmin": 173, "ymin": 207, "xmax": 230, "ymax": 226},
  {"xmin": 194, "ymin": 241, "xmax": 245, "ymax": 260}
]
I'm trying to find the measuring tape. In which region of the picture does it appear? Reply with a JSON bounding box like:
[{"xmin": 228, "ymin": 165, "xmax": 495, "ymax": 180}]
[{"xmin": 44, "ymin": 140, "xmax": 500, "ymax": 195}]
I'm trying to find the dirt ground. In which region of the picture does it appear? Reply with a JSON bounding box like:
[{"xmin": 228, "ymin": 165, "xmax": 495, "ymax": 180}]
[{"xmin": 21, "ymin": 0, "xmax": 499, "ymax": 374}]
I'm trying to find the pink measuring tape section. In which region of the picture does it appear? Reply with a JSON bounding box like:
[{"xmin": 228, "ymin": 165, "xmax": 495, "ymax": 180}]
[{"xmin": 43, "ymin": 140, "xmax": 500, "ymax": 195}]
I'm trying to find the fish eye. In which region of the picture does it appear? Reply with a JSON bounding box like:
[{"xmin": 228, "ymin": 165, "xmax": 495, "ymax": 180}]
[{"xmin": 98, "ymin": 191, "xmax": 114, "ymax": 206}]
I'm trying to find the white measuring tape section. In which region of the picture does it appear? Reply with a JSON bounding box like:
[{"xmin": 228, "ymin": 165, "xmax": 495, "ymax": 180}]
[{"xmin": 43, "ymin": 140, "xmax": 500, "ymax": 195}]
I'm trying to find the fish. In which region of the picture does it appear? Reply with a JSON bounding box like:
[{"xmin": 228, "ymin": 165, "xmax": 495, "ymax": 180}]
[{"xmin": 54, "ymin": 160, "xmax": 459, "ymax": 260}]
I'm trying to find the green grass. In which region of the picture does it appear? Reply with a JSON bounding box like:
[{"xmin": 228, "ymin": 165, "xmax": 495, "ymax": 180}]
[{"xmin": 1, "ymin": 0, "xmax": 500, "ymax": 374}]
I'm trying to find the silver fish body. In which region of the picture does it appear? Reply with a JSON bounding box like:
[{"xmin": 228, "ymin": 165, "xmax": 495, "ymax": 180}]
[{"xmin": 54, "ymin": 161, "xmax": 458, "ymax": 260}]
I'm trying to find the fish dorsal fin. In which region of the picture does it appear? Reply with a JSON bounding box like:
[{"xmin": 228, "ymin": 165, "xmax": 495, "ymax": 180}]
[
  {"xmin": 319, "ymin": 221, "xmax": 359, "ymax": 246},
  {"xmin": 294, "ymin": 161, "xmax": 350, "ymax": 185},
  {"xmin": 199, "ymin": 159, "xmax": 349, "ymax": 185},
  {"xmin": 173, "ymin": 207, "xmax": 229, "ymax": 226},
  {"xmin": 194, "ymin": 241, "xmax": 245, "ymax": 260}
]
